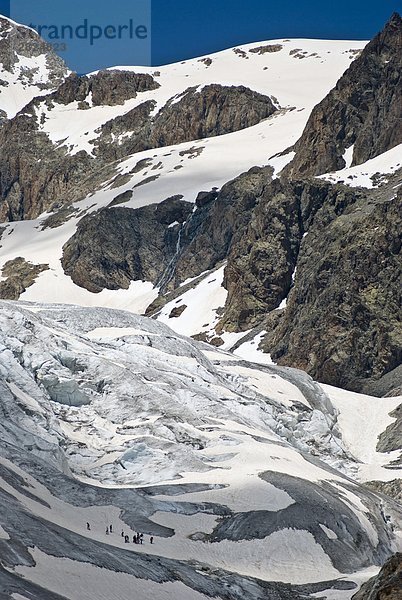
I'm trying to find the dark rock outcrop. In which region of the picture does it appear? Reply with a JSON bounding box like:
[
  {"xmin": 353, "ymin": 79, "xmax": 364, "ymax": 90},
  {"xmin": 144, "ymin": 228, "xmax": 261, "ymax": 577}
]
[
  {"xmin": 148, "ymin": 84, "xmax": 276, "ymax": 147},
  {"xmin": 0, "ymin": 257, "xmax": 49, "ymax": 299},
  {"xmin": 91, "ymin": 100, "xmax": 155, "ymax": 162},
  {"xmin": 49, "ymin": 70, "xmax": 160, "ymax": 107},
  {"xmin": 377, "ymin": 404, "xmax": 402, "ymax": 456},
  {"xmin": 286, "ymin": 13, "xmax": 402, "ymax": 178},
  {"xmin": 0, "ymin": 69, "xmax": 161, "ymax": 220},
  {"xmin": 362, "ymin": 365, "xmax": 402, "ymax": 398},
  {"xmin": 0, "ymin": 81, "xmax": 276, "ymax": 221},
  {"xmin": 92, "ymin": 84, "xmax": 276, "ymax": 161},
  {"xmin": 61, "ymin": 198, "xmax": 193, "ymax": 293},
  {"xmin": 61, "ymin": 168, "xmax": 275, "ymax": 298},
  {"xmin": 249, "ymin": 44, "xmax": 283, "ymax": 54},
  {"xmin": 60, "ymin": 156, "xmax": 401, "ymax": 395},
  {"xmin": 365, "ymin": 480, "xmax": 402, "ymax": 503},
  {"xmin": 0, "ymin": 109, "xmax": 93, "ymax": 221},
  {"xmin": 220, "ymin": 177, "xmax": 303, "ymax": 331},
  {"xmin": 351, "ymin": 553, "xmax": 402, "ymax": 600},
  {"xmin": 172, "ymin": 169, "xmax": 270, "ymax": 289}
]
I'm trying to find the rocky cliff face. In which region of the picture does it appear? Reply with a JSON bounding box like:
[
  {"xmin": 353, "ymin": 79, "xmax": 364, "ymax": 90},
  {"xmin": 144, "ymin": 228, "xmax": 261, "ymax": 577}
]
[
  {"xmin": 263, "ymin": 183, "xmax": 402, "ymax": 394},
  {"xmin": 0, "ymin": 257, "xmax": 49, "ymax": 299},
  {"xmin": 171, "ymin": 168, "xmax": 272, "ymax": 290},
  {"xmin": 286, "ymin": 12, "xmax": 402, "ymax": 178},
  {"xmin": 220, "ymin": 177, "xmax": 303, "ymax": 331},
  {"xmin": 61, "ymin": 167, "xmax": 276, "ymax": 298},
  {"xmin": 92, "ymin": 83, "xmax": 276, "ymax": 161},
  {"xmin": 352, "ymin": 553, "xmax": 402, "ymax": 600},
  {"xmin": 148, "ymin": 84, "xmax": 276, "ymax": 147},
  {"xmin": 59, "ymin": 162, "xmax": 401, "ymax": 395}
]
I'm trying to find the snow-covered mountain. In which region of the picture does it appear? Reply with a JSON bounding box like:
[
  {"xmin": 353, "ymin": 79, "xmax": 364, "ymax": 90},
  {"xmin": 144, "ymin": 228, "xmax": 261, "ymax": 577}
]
[
  {"xmin": 0, "ymin": 12, "xmax": 401, "ymax": 599},
  {"xmin": 0, "ymin": 14, "xmax": 401, "ymax": 395},
  {"xmin": 0, "ymin": 301, "xmax": 401, "ymax": 599}
]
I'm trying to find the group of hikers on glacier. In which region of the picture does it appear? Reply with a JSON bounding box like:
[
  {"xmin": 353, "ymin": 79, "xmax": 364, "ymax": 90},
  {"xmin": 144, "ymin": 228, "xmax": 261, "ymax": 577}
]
[{"xmin": 86, "ymin": 522, "xmax": 154, "ymax": 545}]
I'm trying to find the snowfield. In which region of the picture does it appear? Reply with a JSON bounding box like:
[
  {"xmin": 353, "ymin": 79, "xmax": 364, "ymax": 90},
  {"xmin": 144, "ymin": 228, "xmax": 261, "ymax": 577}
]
[
  {"xmin": 0, "ymin": 301, "xmax": 401, "ymax": 599},
  {"xmin": 319, "ymin": 143, "xmax": 402, "ymax": 188}
]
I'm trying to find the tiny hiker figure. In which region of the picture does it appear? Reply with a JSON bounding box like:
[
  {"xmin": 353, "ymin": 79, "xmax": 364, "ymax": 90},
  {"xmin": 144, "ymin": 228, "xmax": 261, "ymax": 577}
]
[
  {"xmin": 109, "ymin": 524, "xmax": 113, "ymax": 533},
  {"xmin": 121, "ymin": 530, "xmax": 124, "ymax": 537},
  {"xmin": 106, "ymin": 526, "xmax": 109, "ymax": 535},
  {"xmin": 86, "ymin": 522, "xmax": 91, "ymax": 531},
  {"xmin": 150, "ymin": 536, "xmax": 154, "ymax": 544}
]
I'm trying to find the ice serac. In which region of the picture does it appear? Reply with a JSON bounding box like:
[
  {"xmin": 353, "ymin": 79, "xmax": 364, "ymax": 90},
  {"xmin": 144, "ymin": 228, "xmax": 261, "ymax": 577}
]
[{"xmin": 286, "ymin": 12, "xmax": 402, "ymax": 178}]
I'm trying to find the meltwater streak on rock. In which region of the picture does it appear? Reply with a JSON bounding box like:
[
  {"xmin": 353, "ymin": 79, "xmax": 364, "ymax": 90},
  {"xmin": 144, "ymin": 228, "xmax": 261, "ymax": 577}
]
[
  {"xmin": 61, "ymin": 198, "xmax": 193, "ymax": 293},
  {"xmin": 155, "ymin": 223, "xmax": 185, "ymax": 292}
]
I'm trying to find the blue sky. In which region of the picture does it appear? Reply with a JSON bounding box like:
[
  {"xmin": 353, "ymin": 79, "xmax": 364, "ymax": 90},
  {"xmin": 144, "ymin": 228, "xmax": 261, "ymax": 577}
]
[
  {"xmin": 152, "ymin": 1, "xmax": 400, "ymax": 65},
  {"xmin": 0, "ymin": 0, "xmax": 400, "ymax": 70}
]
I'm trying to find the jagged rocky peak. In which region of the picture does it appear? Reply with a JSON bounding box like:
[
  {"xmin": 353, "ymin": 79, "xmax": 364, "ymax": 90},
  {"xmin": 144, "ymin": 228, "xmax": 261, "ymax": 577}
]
[
  {"xmin": 286, "ymin": 12, "xmax": 402, "ymax": 178},
  {"xmin": 0, "ymin": 16, "xmax": 68, "ymax": 119}
]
